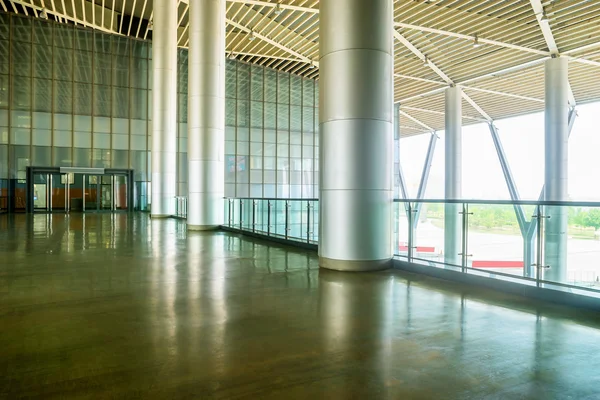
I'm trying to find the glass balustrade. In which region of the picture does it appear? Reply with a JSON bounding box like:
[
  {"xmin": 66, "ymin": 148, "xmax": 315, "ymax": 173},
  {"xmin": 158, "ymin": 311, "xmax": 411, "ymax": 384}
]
[{"xmin": 149, "ymin": 196, "xmax": 600, "ymax": 297}]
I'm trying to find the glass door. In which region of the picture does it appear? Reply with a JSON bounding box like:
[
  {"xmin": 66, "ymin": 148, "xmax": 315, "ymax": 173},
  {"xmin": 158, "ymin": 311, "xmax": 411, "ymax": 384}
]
[
  {"xmin": 100, "ymin": 175, "xmax": 113, "ymax": 211},
  {"xmin": 114, "ymin": 175, "xmax": 128, "ymax": 211},
  {"xmin": 50, "ymin": 173, "xmax": 70, "ymax": 212},
  {"xmin": 33, "ymin": 173, "xmax": 50, "ymax": 212},
  {"xmin": 84, "ymin": 175, "xmax": 100, "ymax": 212},
  {"xmin": 69, "ymin": 173, "xmax": 84, "ymax": 212}
]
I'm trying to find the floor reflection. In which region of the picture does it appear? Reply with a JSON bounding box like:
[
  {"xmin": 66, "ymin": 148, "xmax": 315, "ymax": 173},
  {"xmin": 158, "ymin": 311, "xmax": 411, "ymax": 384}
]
[{"xmin": 1, "ymin": 213, "xmax": 600, "ymax": 398}]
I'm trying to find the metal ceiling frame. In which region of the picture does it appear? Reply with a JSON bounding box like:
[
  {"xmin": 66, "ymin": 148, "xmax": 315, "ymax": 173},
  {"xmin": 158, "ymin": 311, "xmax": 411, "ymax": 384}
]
[{"xmin": 3, "ymin": 0, "xmax": 600, "ymax": 133}]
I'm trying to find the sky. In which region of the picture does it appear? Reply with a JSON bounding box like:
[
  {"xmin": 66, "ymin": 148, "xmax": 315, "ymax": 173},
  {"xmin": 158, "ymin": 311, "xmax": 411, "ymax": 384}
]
[{"xmin": 400, "ymin": 101, "xmax": 600, "ymax": 201}]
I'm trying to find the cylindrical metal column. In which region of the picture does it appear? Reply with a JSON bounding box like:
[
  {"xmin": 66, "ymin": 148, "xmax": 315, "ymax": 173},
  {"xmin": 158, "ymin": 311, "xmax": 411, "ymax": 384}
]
[
  {"xmin": 318, "ymin": 0, "xmax": 393, "ymax": 271},
  {"xmin": 544, "ymin": 58, "xmax": 569, "ymax": 282},
  {"xmin": 151, "ymin": 0, "xmax": 178, "ymax": 217},
  {"xmin": 187, "ymin": 0, "xmax": 225, "ymax": 230},
  {"xmin": 444, "ymin": 86, "xmax": 462, "ymax": 266}
]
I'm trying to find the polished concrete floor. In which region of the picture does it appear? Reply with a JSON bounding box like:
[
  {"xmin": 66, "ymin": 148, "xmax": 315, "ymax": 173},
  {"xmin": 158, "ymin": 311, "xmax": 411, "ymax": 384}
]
[{"xmin": 2, "ymin": 213, "xmax": 600, "ymax": 399}]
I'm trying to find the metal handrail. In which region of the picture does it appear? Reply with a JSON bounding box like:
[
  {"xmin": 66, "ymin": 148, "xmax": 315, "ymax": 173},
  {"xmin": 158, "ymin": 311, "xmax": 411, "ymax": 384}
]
[
  {"xmin": 403, "ymin": 255, "xmax": 600, "ymax": 296},
  {"xmin": 224, "ymin": 196, "xmax": 318, "ymax": 202},
  {"xmin": 394, "ymin": 198, "xmax": 600, "ymax": 207}
]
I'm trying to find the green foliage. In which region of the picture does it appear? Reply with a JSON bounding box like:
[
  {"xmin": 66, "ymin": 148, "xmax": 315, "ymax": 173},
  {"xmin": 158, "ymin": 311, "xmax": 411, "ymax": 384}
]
[
  {"xmin": 421, "ymin": 204, "xmax": 600, "ymax": 232},
  {"xmin": 574, "ymin": 208, "xmax": 600, "ymax": 230}
]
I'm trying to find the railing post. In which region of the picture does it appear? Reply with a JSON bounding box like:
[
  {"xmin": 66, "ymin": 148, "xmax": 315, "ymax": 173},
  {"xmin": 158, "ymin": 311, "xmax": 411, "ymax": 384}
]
[
  {"xmin": 252, "ymin": 199, "xmax": 256, "ymax": 233},
  {"xmin": 407, "ymin": 203, "xmax": 414, "ymax": 262},
  {"xmin": 228, "ymin": 199, "xmax": 232, "ymax": 226},
  {"xmin": 239, "ymin": 199, "xmax": 244, "ymax": 230},
  {"xmin": 285, "ymin": 200, "xmax": 290, "ymax": 240},
  {"xmin": 533, "ymin": 204, "xmax": 550, "ymax": 287},
  {"xmin": 459, "ymin": 203, "xmax": 472, "ymax": 272},
  {"xmin": 306, "ymin": 201, "xmax": 311, "ymax": 243},
  {"xmin": 267, "ymin": 200, "xmax": 272, "ymax": 236}
]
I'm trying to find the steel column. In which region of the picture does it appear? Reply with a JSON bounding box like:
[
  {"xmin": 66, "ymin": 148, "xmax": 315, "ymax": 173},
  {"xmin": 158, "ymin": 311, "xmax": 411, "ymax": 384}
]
[
  {"xmin": 319, "ymin": 0, "xmax": 394, "ymax": 271},
  {"xmin": 151, "ymin": 0, "xmax": 178, "ymax": 217},
  {"xmin": 544, "ymin": 57, "xmax": 569, "ymax": 283},
  {"xmin": 395, "ymin": 103, "xmax": 409, "ymax": 202},
  {"xmin": 187, "ymin": 0, "xmax": 225, "ymax": 230},
  {"xmin": 412, "ymin": 132, "xmax": 438, "ymax": 230},
  {"xmin": 444, "ymin": 86, "xmax": 462, "ymax": 266}
]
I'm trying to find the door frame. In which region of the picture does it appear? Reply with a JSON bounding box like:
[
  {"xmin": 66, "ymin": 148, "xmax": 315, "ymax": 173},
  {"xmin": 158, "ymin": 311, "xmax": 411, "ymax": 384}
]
[{"xmin": 25, "ymin": 167, "xmax": 134, "ymax": 213}]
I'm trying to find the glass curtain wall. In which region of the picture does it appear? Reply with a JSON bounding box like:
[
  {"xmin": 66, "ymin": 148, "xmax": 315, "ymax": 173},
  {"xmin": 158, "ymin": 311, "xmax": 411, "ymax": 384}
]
[
  {"xmin": 1, "ymin": 13, "xmax": 320, "ymax": 211},
  {"xmin": 175, "ymin": 52, "xmax": 319, "ymax": 199},
  {"xmin": 0, "ymin": 13, "xmax": 150, "ymax": 210}
]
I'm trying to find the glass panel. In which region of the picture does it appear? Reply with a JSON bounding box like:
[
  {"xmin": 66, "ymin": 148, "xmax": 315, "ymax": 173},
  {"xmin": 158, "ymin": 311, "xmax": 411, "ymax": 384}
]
[
  {"xmin": 74, "ymin": 83, "xmax": 92, "ymax": 115},
  {"xmin": 33, "ymin": 45, "xmax": 52, "ymax": 78},
  {"xmin": 278, "ymin": 72, "xmax": 289, "ymax": 104},
  {"xmin": 241, "ymin": 199, "xmax": 253, "ymax": 230},
  {"xmin": 407, "ymin": 201, "xmax": 446, "ymax": 266},
  {"xmin": 100, "ymin": 175, "xmax": 113, "ymax": 210},
  {"xmin": 12, "ymin": 76, "xmax": 31, "ymax": 110},
  {"xmin": 85, "ymin": 175, "xmax": 99, "ymax": 211},
  {"xmin": 33, "ymin": 78, "xmax": 52, "ymax": 112},
  {"xmin": 33, "ymin": 173, "xmax": 48, "ymax": 210},
  {"xmin": 273, "ymin": 200, "xmax": 287, "ymax": 237},
  {"xmin": 53, "ymin": 47, "xmax": 73, "ymax": 79},
  {"xmin": 74, "ymin": 51, "xmax": 93, "ymax": 82},
  {"xmin": 237, "ymin": 63, "xmax": 249, "ymax": 99},
  {"xmin": 113, "ymin": 54, "xmax": 130, "ymax": 87},
  {"xmin": 53, "ymin": 147, "xmax": 72, "ymax": 167},
  {"xmin": 114, "ymin": 175, "xmax": 128, "ymax": 210},
  {"xmin": 289, "ymin": 200, "xmax": 304, "ymax": 240},
  {"xmin": 70, "ymin": 173, "xmax": 84, "ymax": 211},
  {"xmin": 113, "ymin": 87, "xmax": 129, "ymax": 118},
  {"xmin": 54, "ymin": 24, "xmax": 73, "ymax": 48},
  {"xmin": 255, "ymin": 199, "xmax": 268, "ymax": 233},
  {"xmin": 93, "ymin": 85, "xmax": 111, "ymax": 116},
  {"xmin": 0, "ymin": 74, "xmax": 8, "ymax": 107},
  {"xmin": 467, "ymin": 203, "xmax": 526, "ymax": 277},
  {"xmin": 251, "ymin": 65, "xmax": 263, "ymax": 101},
  {"xmin": 54, "ymin": 81, "xmax": 73, "ymax": 114},
  {"xmin": 50, "ymin": 173, "xmax": 67, "ymax": 211}
]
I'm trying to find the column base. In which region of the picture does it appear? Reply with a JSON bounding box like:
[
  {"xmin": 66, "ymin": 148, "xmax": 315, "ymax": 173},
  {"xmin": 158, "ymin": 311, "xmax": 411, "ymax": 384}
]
[
  {"xmin": 187, "ymin": 224, "xmax": 220, "ymax": 231},
  {"xmin": 319, "ymin": 257, "xmax": 391, "ymax": 272},
  {"xmin": 150, "ymin": 214, "xmax": 171, "ymax": 219}
]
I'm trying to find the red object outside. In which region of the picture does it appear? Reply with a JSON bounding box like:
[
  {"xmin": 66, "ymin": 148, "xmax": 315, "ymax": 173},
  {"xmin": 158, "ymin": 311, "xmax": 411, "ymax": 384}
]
[
  {"xmin": 398, "ymin": 245, "xmax": 436, "ymax": 253},
  {"xmin": 472, "ymin": 261, "xmax": 524, "ymax": 269}
]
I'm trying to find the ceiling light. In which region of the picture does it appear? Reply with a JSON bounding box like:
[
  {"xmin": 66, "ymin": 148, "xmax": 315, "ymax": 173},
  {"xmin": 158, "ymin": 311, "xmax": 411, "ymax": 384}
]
[
  {"xmin": 39, "ymin": 8, "xmax": 48, "ymax": 19},
  {"xmin": 540, "ymin": 9, "xmax": 549, "ymax": 21},
  {"xmin": 228, "ymin": 52, "xmax": 236, "ymax": 60},
  {"xmin": 248, "ymin": 30, "xmax": 255, "ymax": 41},
  {"xmin": 473, "ymin": 34, "xmax": 481, "ymax": 48},
  {"xmin": 423, "ymin": 56, "xmax": 428, "ymax": 66},
  {"xmin": 309, "ymin": 61, "xmax": 315, "ymax": 69},
  {"xmin": 148, "ymin": 21, "xmax": 153, "ymax": 30},
  {"xmin": 274, "ymin": 4, "xmax": 282, "ymax": 15}
]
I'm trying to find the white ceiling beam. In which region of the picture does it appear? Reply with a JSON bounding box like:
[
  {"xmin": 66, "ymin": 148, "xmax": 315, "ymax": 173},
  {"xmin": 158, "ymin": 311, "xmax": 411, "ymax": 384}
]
[
  {"xmin": 226, "ymin": 18, "xmax": 318, "ymax": 67},
  {"xmin": 564, "ymin": 41, "xmax": 600, "ymax": 56},
  {"xmin": 10, "ymin": 0, "xmax": 118, "ymax": 33},
  {"xmin": 530, "ymin": 0, "xmax": 558, "ymax": 54},
  {"xmin": 394, "ymin": 29, "xmax": 492, "ymax": 122},
  {"xmin": 395, "ymin": 73, "xmax": 446, "ymax": 86},
  {"xmin": 225, "ymin": 0, "xmax": 319, "ymax": 14},
  {"xmin": 394, "ymin": 22, "xmax": 549, "ymax": 57},
  {"xmin": 459, "ymin": 58, "xmax": 549, "ymax": 85},
  {"xmin": 462, "ymin": 91, "xmax": 492, "ymax": 122},
  {"xmin": 529, "ymin": 0, "xmax": 575, "ymax": 106},
  {"xmin": 393, "ymin": 30, "xmax": 452, "ymax": 85},
  {"xmin": 400, "ymin": 106, "xmax": 486, "ymax": 122},
  {"xmin": 399, "ymin": 110, "xmax": 434, "ymax": 132},
  {"xmin": 461, "ymin": 86, "xmax": 544, "ymax": 103}
]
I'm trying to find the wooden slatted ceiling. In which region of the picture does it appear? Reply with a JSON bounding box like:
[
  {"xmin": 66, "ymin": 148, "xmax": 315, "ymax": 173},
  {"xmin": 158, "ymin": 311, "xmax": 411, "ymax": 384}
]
[{"xmin": 4, "ymin": 0, "xmax": 600, "ymax": 135}]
